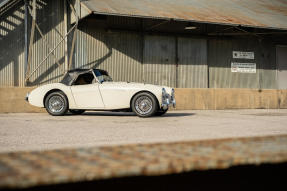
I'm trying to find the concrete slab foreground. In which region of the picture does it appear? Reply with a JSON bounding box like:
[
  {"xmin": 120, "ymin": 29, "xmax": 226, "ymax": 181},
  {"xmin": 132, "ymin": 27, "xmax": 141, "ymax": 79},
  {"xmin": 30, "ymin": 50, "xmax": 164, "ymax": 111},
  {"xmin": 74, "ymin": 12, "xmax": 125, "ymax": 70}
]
[{"xmin": 0, "ymin": 135, "xmax": 287, "ymax": 189}]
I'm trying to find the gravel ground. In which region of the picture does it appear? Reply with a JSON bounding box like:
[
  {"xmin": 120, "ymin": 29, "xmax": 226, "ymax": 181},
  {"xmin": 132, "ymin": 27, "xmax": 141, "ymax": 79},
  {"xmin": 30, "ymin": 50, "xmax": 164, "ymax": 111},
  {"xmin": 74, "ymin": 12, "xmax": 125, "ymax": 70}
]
[{"xmin": 0, "ymin": 109, "xmax": 287, "ymax": 153}]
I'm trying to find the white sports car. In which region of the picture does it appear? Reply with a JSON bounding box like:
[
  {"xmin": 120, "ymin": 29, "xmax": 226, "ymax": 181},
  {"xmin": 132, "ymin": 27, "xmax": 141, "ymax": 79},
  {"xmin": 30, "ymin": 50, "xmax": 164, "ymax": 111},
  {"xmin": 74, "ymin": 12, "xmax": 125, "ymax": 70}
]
[{"xmin": 26, "ymin": 69, "xmax": 176, "ymax": 117}]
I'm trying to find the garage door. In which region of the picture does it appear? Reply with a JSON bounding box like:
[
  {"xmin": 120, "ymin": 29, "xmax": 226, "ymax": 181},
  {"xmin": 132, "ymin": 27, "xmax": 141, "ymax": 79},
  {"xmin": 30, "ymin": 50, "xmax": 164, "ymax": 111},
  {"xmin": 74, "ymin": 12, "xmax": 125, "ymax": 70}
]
[
  {"xmin": 277, "ymin": 46, "xmax": 287, "ymax": 89},
  {"xmin": 143, "ymin": 35, "xmax": 176, "ymax": 87},
  {"xmin": 177, "ymin": 38, "xmax": 208, "ymax": 88}
]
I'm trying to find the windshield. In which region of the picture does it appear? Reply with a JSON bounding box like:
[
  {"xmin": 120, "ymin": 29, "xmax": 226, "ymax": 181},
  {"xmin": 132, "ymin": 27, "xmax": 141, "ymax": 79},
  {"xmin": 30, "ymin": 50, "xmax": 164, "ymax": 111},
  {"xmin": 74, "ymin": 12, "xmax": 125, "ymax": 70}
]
[{"xmin": 93, "ymin": 69, "xmax": 113, "ymax": 83}]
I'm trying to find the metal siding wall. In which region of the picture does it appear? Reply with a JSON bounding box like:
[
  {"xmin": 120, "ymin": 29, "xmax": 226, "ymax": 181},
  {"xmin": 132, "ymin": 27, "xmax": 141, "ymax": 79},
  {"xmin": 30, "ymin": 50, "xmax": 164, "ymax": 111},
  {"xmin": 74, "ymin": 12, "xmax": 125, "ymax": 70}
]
[
  {"xmin": 259, "ymin": 40, "xmax": 277, "ymax": 89},
  {"xmin": 103, "ymin": 32, "xmax": 142, "ymax": 82},
  {"xmin": 143, "ymin": 35, "xmax": 176, "ymax": 87},
  {"xmin": 75, "ymin": 25, "xmax": 143, "ymax": 83},
  {"xmin": 0, "ymin": 2, "xmax": 25, "ymax": 87},
  {"xmin": 177, "ymin": 38, "xmax": 208, "ymax": 88},
  {"xmin": 209, "ymin": 38, "xmax": 260, "ymax": 89},
  {"xmin": 0, "ymin": 4, "xmax": 279, "ymax": 90},
  {"xmin": 209, "ymin": 37, "xmax": 277, "ymax": 89},
  {"xmin": 0, "ymin": 0, "xmax": 65, "ymax": 87},
  {"xmin": 28, "ymin": 0, "xmax": 65, "ymax": 86}
]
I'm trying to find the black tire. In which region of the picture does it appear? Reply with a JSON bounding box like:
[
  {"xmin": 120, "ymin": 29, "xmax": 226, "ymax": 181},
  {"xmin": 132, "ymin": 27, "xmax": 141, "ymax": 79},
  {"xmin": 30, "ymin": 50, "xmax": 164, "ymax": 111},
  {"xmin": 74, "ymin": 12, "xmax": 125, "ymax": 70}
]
[
  {"xmin": 131, "ymin": 92, "xmax": 158, "ymax": 117},
  {"xmin": 69, "ymin": 109, "xmax": 85, "ymax": 115},
  {"xmin": 44, "ymin": 91, "xmax": 68, "ymax": 116},
  {"xmin": 155, "ymin": 108, "xmax": 168, "ymax": 116}
]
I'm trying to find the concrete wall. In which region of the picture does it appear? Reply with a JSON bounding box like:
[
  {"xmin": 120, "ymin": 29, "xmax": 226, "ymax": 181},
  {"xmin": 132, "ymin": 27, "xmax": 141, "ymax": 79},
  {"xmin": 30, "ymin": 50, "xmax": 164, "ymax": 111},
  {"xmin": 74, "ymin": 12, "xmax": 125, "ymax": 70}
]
[
  {"xmin": 0, "ymin": 88, "xmax": 286, "ymax": 113},
  {"xmin": 0, "ymin": 88, "xmax": 45, "ymax": 113},
  {"xmin": 175, "ymin": 88, "xmax": 287, "ymax": 110}
]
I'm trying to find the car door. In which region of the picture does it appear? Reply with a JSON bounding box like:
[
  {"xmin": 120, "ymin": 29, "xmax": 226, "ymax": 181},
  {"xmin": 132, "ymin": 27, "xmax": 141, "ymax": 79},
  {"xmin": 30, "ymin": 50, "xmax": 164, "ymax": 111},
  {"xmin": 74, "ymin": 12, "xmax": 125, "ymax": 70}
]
[
  {"xmin": 70, "ymin": 83, "xmax": 104, "ymax": 109},
  {"xmin": 98, "ymin": 82, "xmax": 136, "ymax": 109}
]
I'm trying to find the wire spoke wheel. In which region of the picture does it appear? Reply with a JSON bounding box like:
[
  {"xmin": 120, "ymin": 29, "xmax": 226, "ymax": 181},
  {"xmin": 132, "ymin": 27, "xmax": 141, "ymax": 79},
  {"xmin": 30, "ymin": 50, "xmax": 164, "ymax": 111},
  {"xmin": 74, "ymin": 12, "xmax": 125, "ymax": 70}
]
[
  {"xmin": 45, "ymin": 91, "xmax": 68, "ymax": 116},
  {"xmin": 48, "ymin": 96, "xmax": 64, "ymax": 113},
  {"xmin": 135, "ymin": 96, "xmax": 153, "ymax": 115},
  {"xmin": 132, "ymin": 92, "xmax": 158, "ymax": 117}
]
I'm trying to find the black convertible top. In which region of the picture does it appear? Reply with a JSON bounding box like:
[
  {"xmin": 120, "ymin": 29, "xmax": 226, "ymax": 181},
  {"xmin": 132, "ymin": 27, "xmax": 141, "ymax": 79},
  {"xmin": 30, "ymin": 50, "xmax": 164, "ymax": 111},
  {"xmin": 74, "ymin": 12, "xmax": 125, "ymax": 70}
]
[
  {"xmin": 60, "ymin": 69, "xmax": 92, "ymax": 86},
  {"xmin": 60, "ymin": 68, "xmax": 108, "ymax": 86}
]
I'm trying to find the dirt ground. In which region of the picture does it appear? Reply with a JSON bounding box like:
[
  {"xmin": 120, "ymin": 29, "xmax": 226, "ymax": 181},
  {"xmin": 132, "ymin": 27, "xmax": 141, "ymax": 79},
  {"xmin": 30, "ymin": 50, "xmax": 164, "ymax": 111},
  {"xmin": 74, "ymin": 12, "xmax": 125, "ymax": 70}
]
[{"xmin": 0, "ymin": 109, "xmax": 287, "ymax": 153}]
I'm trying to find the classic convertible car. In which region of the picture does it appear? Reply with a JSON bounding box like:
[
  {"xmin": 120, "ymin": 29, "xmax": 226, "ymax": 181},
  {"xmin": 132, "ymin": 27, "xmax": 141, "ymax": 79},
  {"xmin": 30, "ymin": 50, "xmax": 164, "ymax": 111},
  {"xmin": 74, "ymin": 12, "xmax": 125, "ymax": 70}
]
[{"xmin": 26, "ymin": 69, "xmax": 176, "ymax": 117}]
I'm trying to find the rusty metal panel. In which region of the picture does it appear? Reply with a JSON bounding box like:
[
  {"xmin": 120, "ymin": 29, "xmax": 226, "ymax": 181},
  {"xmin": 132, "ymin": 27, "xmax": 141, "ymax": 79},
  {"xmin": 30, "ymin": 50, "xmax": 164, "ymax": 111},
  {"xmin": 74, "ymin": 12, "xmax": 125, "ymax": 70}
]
[
  {"xmin": 143, "ymin": 35, "xmax": 176, "ymax": 87},
  {"xmin": 0, "ymin": 1, "xmax": 25, "ymax": 87},
  {"xmin": 177, "ymin": 38, "xmax": 208, "ymax": 88},
  {"xmin": 75, "ymin": 23, "xmax": 143, "ymax": 83},
  {"xmin": 82, "ymin": 0, "xmax": 287, "ymax": 30}
]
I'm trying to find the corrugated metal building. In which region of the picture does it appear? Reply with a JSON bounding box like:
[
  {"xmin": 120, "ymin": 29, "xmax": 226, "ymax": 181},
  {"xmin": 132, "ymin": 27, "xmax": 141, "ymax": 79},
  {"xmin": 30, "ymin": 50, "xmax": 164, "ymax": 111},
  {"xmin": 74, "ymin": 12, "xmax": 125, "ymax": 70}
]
[{"xmin": 0, "ymin": 0, "xmax": 287, "ymax": 89}]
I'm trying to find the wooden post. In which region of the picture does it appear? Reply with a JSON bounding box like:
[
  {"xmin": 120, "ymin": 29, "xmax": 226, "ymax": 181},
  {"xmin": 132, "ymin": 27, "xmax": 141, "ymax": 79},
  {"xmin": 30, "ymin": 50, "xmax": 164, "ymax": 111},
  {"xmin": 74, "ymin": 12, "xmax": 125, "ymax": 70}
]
[
  {"xmin": 64, "ymin": 0, "xmax": 68, "ymax": 72},
  {"xmin": 25, "ymin": 0, "xmax": 36, "ymax": 85},
  {"xmin": 24, "ymin": 0, "xmax": 29, "ymax": 86}
]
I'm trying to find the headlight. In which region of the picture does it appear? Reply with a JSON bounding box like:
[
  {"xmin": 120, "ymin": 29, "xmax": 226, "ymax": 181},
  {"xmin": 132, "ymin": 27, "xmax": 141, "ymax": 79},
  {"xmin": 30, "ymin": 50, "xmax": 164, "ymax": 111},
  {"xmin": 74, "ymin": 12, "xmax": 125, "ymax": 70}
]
[
  {"xmin": 162, "ymin": 88, "xmax": 169, "ymax": 99},
  {"xmin": 162, "ymin": 88, "xmax": 166, "ymax": 94}
]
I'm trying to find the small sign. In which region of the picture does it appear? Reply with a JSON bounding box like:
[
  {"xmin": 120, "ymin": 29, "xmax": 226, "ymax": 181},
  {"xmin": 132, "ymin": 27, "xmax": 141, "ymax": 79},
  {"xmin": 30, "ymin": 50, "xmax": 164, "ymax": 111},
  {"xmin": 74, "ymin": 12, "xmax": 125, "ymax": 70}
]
[
  {"xmin": 233, "ymin": 51, "xmax": 254, "ymax": 59},
  {"xmin": 231, "ymin": 62, "xmax": 256, "ymax": 73}
]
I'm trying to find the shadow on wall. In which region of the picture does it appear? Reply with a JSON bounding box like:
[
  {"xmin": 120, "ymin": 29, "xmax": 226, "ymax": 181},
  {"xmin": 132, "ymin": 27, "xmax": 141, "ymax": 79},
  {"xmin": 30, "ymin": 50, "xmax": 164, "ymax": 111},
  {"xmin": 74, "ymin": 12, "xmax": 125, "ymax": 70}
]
[
  {"xmin": 0, "ymin": 0, "xmax": 66, "ymax": 87},
  {"xmin": 74, "ymin": 18, "xmax": 143, "ymax": 83},
  {"xmin": 0, "ymin": 1, "xmax": 25, "ymax": 86}
]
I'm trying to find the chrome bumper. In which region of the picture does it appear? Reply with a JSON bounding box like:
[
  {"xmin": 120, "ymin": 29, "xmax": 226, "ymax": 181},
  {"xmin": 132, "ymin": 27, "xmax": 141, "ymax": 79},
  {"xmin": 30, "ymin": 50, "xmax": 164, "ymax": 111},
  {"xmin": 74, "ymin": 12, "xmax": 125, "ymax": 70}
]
[
  {"xmin": 161, "ymin": 89, "xmax": 176, "ymax": 110},
  {"xmin": 162, "ymin": 97, "xmax": 176, "ymax": 110}
]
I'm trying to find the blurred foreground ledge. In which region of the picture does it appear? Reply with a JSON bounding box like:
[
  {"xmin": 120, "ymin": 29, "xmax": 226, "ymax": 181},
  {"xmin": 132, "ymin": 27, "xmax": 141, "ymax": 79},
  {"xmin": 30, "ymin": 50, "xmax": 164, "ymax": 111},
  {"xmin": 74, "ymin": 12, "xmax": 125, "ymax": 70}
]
[{"xmin": 0, "ymin": 135, "xmax": 287, "ymax": 190}]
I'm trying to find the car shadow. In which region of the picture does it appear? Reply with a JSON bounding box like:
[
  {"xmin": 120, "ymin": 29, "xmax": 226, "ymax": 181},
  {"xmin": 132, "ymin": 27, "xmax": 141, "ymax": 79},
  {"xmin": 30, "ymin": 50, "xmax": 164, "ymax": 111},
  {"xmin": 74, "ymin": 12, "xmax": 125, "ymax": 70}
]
[
  {"xmin": 66, "ymin": 111, "xmax": 195, "ymax": 118},
  {"xmin": 156, "ymin": 112, "xmax": 195, "ymax": 118}
]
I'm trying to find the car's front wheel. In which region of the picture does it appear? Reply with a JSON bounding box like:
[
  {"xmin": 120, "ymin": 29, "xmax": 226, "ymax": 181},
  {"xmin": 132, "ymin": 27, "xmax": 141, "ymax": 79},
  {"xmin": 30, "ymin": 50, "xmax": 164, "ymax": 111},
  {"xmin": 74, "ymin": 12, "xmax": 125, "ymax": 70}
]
[
  {"xmin": 44, "ymin": 91, "xmax": 68, "ymax": 116},
  {"xmin": 131, "ymin": 92, "xmax": 158, "ymax": 117}
]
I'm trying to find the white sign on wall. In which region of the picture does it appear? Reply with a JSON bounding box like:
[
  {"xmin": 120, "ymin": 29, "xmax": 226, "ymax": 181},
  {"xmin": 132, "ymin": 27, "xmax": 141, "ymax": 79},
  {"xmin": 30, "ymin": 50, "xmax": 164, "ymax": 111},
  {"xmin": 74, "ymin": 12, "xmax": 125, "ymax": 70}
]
[
  {"xmin": 231, "ymin": 62, "xmax": 256, "ymax": 73},
  {"xmin": 233, "ymin": 51, "xmax": 254, "ymax": 59}
]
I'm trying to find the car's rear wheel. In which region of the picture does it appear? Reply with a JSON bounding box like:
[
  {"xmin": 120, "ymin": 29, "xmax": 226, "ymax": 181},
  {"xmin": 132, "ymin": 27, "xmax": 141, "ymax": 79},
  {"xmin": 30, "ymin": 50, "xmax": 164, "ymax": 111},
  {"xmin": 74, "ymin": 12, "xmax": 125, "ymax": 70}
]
[
  {"xmin": 131, "ymin": 92, "xmax": 158, "ymax": 117},
  {"xmin": 69, "ymin": 109, "xmax": 85, "ymax": 115},
  {"xmin": 45, "ymin": 91, "xmax": 68, "ymax": 116},
  {"xmin": 156, "ymin": 108, "xmax": 168, "ymax": 116}
]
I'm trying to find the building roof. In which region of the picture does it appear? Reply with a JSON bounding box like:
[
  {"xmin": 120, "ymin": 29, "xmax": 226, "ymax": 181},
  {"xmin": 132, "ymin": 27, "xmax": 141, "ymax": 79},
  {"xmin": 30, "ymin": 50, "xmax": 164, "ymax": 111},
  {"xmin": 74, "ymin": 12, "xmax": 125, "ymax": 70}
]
[{"xmin": 81, "ymin": 0, "xmax": 287, "ymax": 30}]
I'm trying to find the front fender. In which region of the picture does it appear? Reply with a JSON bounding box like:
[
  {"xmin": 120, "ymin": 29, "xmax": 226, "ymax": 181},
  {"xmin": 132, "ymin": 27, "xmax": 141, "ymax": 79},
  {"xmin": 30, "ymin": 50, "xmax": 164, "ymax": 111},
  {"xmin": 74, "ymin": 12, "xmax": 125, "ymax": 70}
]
[{"xmin": 28, "ymin": 83, "xmax": 76, "ymax": 108}]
